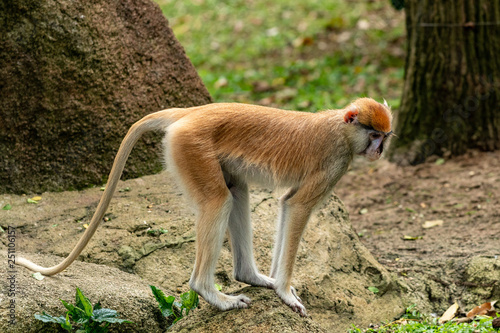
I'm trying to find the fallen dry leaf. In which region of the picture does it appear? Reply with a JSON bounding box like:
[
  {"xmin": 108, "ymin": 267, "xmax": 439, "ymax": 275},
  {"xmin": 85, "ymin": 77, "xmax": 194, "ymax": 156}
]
[
  {"xmin": 466, "ymin": 301, "xmax": 496, "ymax": 318},
  {"xmin": 422, "ymin": 220, "xmax": 444, "ymax": 229},
  {"xmin": 453, "ymin": 317, "xmax": 472, "ymax": 324},
  {"xmin": 403, "ymin": 235, "xmax": 423, "ymax": 240},
  {"xmin": 439, "ymin": 302, "xmax": 459, "ymax": 324}
]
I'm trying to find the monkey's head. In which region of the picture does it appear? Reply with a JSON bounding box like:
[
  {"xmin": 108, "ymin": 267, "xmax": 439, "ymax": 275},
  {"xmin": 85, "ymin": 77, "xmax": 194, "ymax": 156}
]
[{"xmin": 344, "ymin": 98, "xmax": 393, "ymax": 161}]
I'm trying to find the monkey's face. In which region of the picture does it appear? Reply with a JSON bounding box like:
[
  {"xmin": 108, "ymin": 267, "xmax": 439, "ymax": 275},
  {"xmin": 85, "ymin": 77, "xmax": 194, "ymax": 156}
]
[
  {"xmin": 360, "ymin": 130, "xmax": 392, "ymax": 161},
  {"xmin": 343, "ymin": 98, "xmax": 393, "ymax": 161}
]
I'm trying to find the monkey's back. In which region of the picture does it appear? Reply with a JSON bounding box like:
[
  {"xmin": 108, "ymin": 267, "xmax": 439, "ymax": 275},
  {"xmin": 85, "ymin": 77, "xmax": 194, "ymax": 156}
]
[{"xmin": 170, "ymin": 103, "xmax": 349, "ymax": 185}]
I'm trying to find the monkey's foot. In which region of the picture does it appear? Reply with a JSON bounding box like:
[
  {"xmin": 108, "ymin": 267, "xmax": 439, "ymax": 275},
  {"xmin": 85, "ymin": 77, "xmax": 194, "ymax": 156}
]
[
  {"xmin": 275, "ymin": 287, "xmax": 307, "ymax": 317},
  {"xmin": 235, "ymin": 273, "xmax": 275, "ymax": 289},
  {"xmin": 197, "ymin": 288, "xmax": 251, "ymax": 311},
  {"xmin": 215, "ymin": 293, "xmax": 252, "ymax": 311}
]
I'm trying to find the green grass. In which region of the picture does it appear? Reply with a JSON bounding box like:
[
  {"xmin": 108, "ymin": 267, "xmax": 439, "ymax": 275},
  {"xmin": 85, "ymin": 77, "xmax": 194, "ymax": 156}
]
[
  {"xmin": 156, "ymin": 0, "xmax": 405, "ymax": 111},
  {"xmin": 349, "ymin": 305, "xmax": 498, "ymax": 333},
  {"xmin": 349, "ymin": 317, "xmax": 496, "ymax": 333}
]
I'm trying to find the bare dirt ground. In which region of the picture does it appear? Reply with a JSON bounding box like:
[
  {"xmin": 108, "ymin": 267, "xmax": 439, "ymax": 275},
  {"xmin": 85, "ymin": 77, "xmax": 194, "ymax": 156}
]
[{"xmin": 336, "ymin": 150, "xmax": 500, "ymax": 313}]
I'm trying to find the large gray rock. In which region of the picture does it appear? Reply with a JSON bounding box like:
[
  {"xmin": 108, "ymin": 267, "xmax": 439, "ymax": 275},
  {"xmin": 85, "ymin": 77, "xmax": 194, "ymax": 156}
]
[
  {"xmin": 0, "ymin": 0, "xmax": 211, "ymax": 194},
  {"xmin": 0, "ymin": 253, "xmax": 166, "ymax": 333}
]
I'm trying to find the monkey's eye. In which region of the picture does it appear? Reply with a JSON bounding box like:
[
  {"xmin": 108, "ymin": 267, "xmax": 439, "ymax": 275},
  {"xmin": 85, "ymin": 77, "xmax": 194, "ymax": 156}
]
[{"xmin": 370, "ymin": 132, "xmax": 382, "ymax": 140}]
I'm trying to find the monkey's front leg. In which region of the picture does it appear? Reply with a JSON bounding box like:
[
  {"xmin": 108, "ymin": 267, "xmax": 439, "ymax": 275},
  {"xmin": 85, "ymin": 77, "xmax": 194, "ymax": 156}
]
[
  {"xmin": 273, "ymin": 202, "xmax": 314, "ymax": 317},
  {"xmin": 270, "ymin": 188, "xmax": 296, "ymax": 279},
  {"xmin": 272, "ymin": 180, "xmax": 328, "ymax": 317}
]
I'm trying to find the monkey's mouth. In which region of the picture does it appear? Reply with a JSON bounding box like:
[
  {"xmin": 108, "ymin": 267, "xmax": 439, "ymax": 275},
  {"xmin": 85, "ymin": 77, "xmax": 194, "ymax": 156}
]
[
  {"xmin": 361, "ymin": 141, "xmax": 384, "ymax": 161},
  {"xmin": 377, "ymin": 143, "xmax": 384, "ymax": 155}
]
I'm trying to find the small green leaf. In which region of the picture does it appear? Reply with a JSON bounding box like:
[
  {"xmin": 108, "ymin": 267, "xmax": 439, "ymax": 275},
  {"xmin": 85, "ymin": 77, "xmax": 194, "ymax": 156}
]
[
  {"xmin": 368, "ymin": 286, "xmax": 379, "ymax": 294},
  {"xmin": 180, "ymin": 290, "xmax": 199, "ymax": 315},
  {"xmin": 2, "ymin": 204, "xmax": 12, "ymax": 210},
  {"xmin": 75, "ymin": 288, "xmax": 93, "ymax": 318},
  {"xmin": 435, "ymin": 158, "xmax": 445, "ymax": 165},
  {"xmin": 100, "ymin": 187, "xmax": 106, "ymax": 191},
  {"xmin": 150, "ymin": 285, "xmax": 175, "ymax": 317},
  {"xmin": 93, "ymin": 308, "xmax": 133, "ymax": 324},
  {"xmin": 61, "ymin": 299, "xmax": 75, "ymax": 313},
  {"xmin": 61, "ymin": 312, "xmax": 73, "ymax": 332},
  {"xmin": 27, "ymin": 198, "xmax": 38, "ymax": 204},
  {"xmin": 92, "ymin": 308, "xmax": 117, "ymax": 320},
  {"xmin": 35, "ymin": 312, "xmax": 67, "ymax": 325},
  {"xmin": 32, "ymin": 272, "xmax": 44, "ymax": 280},
  {"xmin": 0, "ymin": 226, "xmax": 4, "ymax": 233},
  {"xmin": 214, "ymin": 283, "xmax": 222, "ymax": 291}
]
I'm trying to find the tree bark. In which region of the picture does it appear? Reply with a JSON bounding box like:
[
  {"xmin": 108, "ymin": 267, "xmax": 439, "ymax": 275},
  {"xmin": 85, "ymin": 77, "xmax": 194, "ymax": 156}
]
[{"xmin": 392, "ymin": 0, "xmax": 500, "ymax": 164}]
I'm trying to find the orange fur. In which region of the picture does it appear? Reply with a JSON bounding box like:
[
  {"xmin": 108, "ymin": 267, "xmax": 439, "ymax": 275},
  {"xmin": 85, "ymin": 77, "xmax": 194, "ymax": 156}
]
[{"xmin": 352, "ymin": 97, "xmax": 392, "ymax": 133}]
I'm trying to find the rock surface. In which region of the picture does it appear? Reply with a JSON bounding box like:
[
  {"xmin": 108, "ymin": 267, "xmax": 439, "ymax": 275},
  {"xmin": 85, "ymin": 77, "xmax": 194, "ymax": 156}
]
[
  {"xmin": 0, "ymin": 172, "xmax": 403, "ymax": 331},
  {"xmin": 0, "ymin": 0, "xmax": 211, "ymax": 194},
  {"xmin": 0, "ymin": 253, "xmax": 166, "ymax": 333}
]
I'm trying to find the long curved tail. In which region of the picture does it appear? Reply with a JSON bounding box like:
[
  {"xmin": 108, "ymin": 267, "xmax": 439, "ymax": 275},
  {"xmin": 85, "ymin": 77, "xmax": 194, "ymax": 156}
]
[{"xmin": 16, "ymin": 108, "xmax": 187, "ymax": 275}]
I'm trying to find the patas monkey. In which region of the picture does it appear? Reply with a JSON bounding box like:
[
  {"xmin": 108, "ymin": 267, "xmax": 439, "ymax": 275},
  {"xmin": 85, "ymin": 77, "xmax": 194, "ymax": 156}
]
[{"xmin": 17, "ymin": 98, "xmax": 393, "ymax": 316}]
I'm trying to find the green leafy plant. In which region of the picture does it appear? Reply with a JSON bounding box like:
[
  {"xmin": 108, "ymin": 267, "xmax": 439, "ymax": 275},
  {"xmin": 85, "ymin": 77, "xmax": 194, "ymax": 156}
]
[
  {"xmin": 400, "ymin": 304, "xmax": 423, "ymax": 320},
  {"xmin": 34, "ymin": 287, "xmax": 132, "ymax": 332},
  {"xmin": 150, "ymin": 285, "xmax": 199, "ymax": 329}
]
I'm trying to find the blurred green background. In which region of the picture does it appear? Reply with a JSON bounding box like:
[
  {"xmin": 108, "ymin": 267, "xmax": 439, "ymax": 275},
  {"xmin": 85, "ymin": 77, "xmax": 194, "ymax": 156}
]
[{"xmin": 156, "ymin": 0, "xmax": 405, "ymax": 111}]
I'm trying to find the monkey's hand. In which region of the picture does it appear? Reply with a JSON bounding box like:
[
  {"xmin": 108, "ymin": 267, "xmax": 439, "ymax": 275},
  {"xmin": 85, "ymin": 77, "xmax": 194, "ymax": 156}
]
[{"xmin": 275, "ymin": 285, "xmax": 307, "ymax": 317}]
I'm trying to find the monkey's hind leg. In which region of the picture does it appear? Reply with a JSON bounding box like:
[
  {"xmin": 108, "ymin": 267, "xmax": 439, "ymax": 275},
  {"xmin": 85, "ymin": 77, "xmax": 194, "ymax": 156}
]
[
  {"xmin": 168, "ymin": 130, "xmax": 250, "ymax": 311},
  {"xmin": 226, "ymin": 177, "xmax": 275, "ymax": 289},
  {"xmin": 189, "ymin": 193, "xmax": 251, "ymax": 310}
]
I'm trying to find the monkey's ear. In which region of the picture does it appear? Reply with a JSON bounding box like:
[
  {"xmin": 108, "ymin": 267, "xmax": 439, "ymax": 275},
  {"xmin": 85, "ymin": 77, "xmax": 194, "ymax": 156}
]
[{"xmin": 344, "ymin": 108, "xmax": 359, "ymax": 124}]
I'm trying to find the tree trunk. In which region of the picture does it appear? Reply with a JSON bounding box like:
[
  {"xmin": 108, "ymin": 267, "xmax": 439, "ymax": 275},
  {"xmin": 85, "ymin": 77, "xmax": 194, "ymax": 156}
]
[
  {"xmin": 0, "ymin": 0, "xmax": 212, "ymax": 194},
  {"xmin": 392, "ymin": 0, "xmax": 500, "ymax": 164}
]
